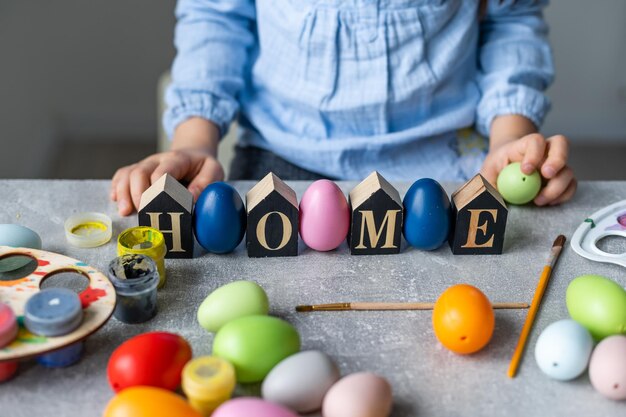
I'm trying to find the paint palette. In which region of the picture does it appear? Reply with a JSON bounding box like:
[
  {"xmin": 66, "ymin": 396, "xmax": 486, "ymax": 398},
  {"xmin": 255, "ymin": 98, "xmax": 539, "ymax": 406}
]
[
  {"xmin": 0, "ymin": 246, "xmax": 115, "ymax": 362},
  {"xmin": 571, "ymin": 200, "xmax": 626, "ymax": 268}
]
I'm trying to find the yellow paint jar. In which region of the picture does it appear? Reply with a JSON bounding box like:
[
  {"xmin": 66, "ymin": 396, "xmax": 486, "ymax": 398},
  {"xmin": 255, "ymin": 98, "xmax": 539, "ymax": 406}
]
[
  {"xmin": 117, "ymin": 227, "xmax": 167, "ymax": 289},
  {"xmin": 182, "ymin": 356, "xmax": 236, "ymax": 416}
]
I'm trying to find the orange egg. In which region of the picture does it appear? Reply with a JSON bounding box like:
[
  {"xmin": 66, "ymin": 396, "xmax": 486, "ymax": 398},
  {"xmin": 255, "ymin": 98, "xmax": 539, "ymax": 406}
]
[
  {"xmin": 432, "ymin": 284, "xmax": 495, "ymax": 354},
  {"xmin": 103, "ymin": 386, "xmax": 202, "ymax": 417}
]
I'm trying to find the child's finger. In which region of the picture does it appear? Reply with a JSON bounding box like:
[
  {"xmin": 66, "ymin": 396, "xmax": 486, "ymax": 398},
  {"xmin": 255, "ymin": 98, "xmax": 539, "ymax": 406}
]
[
  {"xmin": 111, "ymin": 165, "xmax": 134, "ymax": 201},
  {"xmin": 534, "ymin": 166, "xmax": 574, "ymax": 206},
  {"xmin": 150, "ymin": 153, "xmax": 189, "ymax": 183},
  {"xmin": 188, "ymin": 159, "xmax": 224, "ymax": 200},
  {"xmin": 115, "ymin": 169, "xmax": 134, "ymax": 216},
  {"xmin": 129, "ymin": 163, "xmax": 156, "ymax": 211},
  {"xmin": 479, "ymin": 156, "xmax": 500, "ymax": 186},
  {"xmin": 541, "ymin": 135, "xmax": 569, "ymax": 179},
  {"xmin": 515, "ymin": 134, "xmax": 546, "ymax": 175},
  {"xmin": 549, "ymin": 179, "xmax": 577, "ymax": 206}
]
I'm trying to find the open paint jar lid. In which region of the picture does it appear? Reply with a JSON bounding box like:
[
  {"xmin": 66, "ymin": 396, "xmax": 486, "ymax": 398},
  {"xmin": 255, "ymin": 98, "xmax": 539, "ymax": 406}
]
[
  {"xmin": 65, "ymin": 212, "xmax": 112, "ymax": 248},
  {"xmin": 182, "ymin": 356, "xmax": 236, "ymax": 401},
  {"xmin": 24, "ymin": 288, "xmax": 83, "ymax": 337}
]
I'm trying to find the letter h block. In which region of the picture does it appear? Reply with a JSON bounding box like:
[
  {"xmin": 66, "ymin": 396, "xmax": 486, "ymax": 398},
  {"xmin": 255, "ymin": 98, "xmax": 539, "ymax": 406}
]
[
  {"xmin": 348, "ymin": 172, "xmax": 403, "ymax": 255},
  {"xmin": 246, "ymin": 173, "xmax": 299, "ymax": 257},
  {"xmin": 449, "ymin": 174, "xmax": 508, "ymax": 255},
  {"xmin": 138, "ymin": 174, "xmax": 194, "ymax": 258}
]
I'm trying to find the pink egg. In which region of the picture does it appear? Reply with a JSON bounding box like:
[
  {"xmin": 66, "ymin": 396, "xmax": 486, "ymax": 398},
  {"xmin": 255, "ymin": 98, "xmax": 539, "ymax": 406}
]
[
  {"xmin": 322, "ymin": 372, "xmax": 393, "ymax": 417},
  {"xmin": 589, "ymin": 335, "xmax": 626, "ymax": 400},
  {"xmin": 212, "ymin": 397, "xmax": 298, "ymax": 417},
  {"xmin": 299, "ymin": 180, "xmax": 350, "ymax": 251}
]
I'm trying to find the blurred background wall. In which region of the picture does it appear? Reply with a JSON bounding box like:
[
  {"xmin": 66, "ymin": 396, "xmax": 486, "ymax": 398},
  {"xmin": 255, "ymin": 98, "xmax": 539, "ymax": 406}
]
[{"xmin": 0, "ymin": 0, "xmax": 625, "ymax": 180}]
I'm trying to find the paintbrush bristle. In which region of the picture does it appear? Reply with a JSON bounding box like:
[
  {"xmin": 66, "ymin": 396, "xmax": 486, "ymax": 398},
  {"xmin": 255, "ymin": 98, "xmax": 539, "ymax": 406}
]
[
  {"xmin": 553, "ymin": 235, "xmax": 566, "ymax": 248},
  {"xmin": 295, "ymin": 305, "xmax": 313, "ymax": 312}
]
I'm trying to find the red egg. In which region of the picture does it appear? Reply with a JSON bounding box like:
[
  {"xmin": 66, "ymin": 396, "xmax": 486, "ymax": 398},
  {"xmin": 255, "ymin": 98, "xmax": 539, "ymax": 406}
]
[{"xmin": 107, "ymin": 332, "xmax": 192, "ymax": 393}]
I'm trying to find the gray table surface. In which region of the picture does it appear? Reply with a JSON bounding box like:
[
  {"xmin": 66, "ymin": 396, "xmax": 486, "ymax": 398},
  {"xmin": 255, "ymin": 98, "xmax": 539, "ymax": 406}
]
[{"xmin": 0, "ymin": 180, "xmax": 625, "ymax": 417}]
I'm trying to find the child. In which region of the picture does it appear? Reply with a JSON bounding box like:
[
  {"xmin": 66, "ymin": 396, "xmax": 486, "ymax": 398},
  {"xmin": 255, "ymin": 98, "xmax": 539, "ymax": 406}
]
[{"xmin": 111, "ymin": 0, "xmax": 576, "ymax": 216}]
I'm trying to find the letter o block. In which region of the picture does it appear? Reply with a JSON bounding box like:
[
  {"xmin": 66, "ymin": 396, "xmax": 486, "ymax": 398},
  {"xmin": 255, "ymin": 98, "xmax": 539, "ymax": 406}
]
[{"xmin": 246, "ymin": 173, "xmax": 299, "ymax": 257}]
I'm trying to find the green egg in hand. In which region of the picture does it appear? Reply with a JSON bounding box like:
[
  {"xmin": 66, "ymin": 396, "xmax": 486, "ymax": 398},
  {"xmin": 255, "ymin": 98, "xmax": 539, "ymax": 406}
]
[
  {"xmin": 566, "ymin": 274, "xmax": 626, "ymax": 340},
  {"xmin": 496, "ymin": 162, "xmax": 542, "ymax": 205},
  {"xmin": 197, "ymin": 281, "xmax": 269, "ymax": 333},
  {"xmin": 213, "ymin": 315, "xmax": 300, "ymax": 383}
]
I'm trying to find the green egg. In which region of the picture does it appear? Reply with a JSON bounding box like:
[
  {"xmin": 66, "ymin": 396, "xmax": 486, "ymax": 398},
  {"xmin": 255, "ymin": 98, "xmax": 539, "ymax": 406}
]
[
  {"xmin": 566, "ymin": 274, "xmax": 626, "ymax": 341},
  {"xmin": 212, "ymin": 315, "xmax": 300, "ymax": 383},
  {"xmin": 197, "ymin": 280, "xmax": 269, "ymax": 333},
  {"xmin": 496, "ymin": 162, "xmax": 542, "ymax": 205}
]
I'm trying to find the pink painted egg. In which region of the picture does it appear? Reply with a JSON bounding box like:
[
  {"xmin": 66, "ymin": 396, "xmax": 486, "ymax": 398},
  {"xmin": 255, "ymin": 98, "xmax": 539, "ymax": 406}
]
[
  {"xmin": 322, "ymin": 372, "xmax": 393, "ymax": 417},
  {"xmin": 299, "ymin": 180, "xmax": 350, "ymax": 251},
  {"xmin": 589, "ymin": 335, "xmax": 626, "ymax": 400},
  {"xmin": 212, "ymin": 397, "xmax": 298, "ymax": 417}
]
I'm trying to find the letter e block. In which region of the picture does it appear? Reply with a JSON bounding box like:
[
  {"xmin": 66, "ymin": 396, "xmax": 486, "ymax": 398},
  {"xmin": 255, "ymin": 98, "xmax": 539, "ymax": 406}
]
[
  {"xmin": 449, "ymin": 174, "xmax": 508, "ymax": 255},
  {"xmin": 246, "ymin": 173, "xmax": 299, "ymax": 257},
  {"xmin": 138, "ymin": 174, "xmax": 194, "ymax": 258},
  {"xmin": 348, "ymin": 172, "xmax": 403, "ymax": 255}
]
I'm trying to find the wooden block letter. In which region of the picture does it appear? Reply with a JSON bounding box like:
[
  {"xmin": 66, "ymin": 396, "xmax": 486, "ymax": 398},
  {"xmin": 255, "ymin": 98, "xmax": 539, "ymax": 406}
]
[
  {"xmin": 449, "ymin": 174, "xmax": 508, "ymax": 255},
  {"xmin": 246, "ymin": 173, "xmax": 299, "ymax": 257},
  {"xmin": 138, "ymin": 174, "xmax": 194, "ymax": 259},
  {"xmin": 348, "ymin": 171, "xmax": 403, "ymax": 255}
]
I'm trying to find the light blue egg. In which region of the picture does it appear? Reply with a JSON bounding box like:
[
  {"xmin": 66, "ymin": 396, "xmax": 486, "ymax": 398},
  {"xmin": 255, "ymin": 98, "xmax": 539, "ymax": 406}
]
[
  {"xmin": 0, "ymin": 224, "xmax": 42, "ymax": 272},
  {"xmin": 534, "ymin": 319, "xmax": 594, "ymax": 381}
]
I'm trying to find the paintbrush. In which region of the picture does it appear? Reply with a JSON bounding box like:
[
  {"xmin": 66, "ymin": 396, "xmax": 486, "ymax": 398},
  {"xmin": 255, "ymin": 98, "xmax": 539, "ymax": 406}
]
[
  {"xmin": 296, "ymin": 301, "xmax": 529, "ymax": 312},
  {"xmin": 507, "ymin": 234, "xmax": 566, "ymax": 378}
]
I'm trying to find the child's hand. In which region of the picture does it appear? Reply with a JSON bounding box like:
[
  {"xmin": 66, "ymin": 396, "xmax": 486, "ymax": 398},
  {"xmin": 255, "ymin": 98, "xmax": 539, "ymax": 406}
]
[
  {"xmin": 480, "ymin": 133, "xmax": 576, "ymax": 206},
  {"xmin": 110, "ymin": 117, "xmax": 223, "ymax": 216}
]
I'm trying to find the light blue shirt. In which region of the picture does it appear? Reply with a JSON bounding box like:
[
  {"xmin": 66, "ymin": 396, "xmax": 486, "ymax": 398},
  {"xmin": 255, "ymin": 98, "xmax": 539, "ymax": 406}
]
[{"xmin": 164, "ymin": 0, "xmax": 553, "ymax": 181}]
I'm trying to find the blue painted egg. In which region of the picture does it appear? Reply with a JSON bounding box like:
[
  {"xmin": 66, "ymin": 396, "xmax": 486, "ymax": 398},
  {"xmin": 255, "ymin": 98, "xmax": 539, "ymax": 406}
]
[
  {"xmin": 193, "ymin": 183, "xmax": 246, "ymax": 254},
  {"xmin": 402, "ymin": 179, "xmax": 451, "ymax": 250},
  {"xmin": 534, "ymin": 319, "xmax": 593, "ymax": 381}
]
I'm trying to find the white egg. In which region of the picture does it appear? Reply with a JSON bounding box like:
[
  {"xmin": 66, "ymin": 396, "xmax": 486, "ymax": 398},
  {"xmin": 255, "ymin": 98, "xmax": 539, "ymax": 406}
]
[
  {"xmin": 534, "ymin": 319, "xmax": 593, "ymax": 381},
  {"xmin": 262, "ymin": 350, "xmax": 339, "ymax": 413}
]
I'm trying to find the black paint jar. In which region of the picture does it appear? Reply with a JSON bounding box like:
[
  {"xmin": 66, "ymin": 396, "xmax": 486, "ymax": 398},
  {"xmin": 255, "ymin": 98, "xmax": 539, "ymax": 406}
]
[{"xmin": 107, "ymin": 254, "xmax": 159, "ymax": 324}]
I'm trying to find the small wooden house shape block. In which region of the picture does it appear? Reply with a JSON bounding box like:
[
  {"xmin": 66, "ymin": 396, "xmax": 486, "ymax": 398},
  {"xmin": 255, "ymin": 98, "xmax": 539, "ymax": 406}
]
[
  {"xmin": 138, "ymin": 173, "xmax": 193, "ymax": 259},
  {"xmin": 246, "ymin": 173, "xmax": 299, "ymax": 257},
  {"xmin": 449, "ymin": 174, "xmax": 508, "ymax": 255},
  {"xmin": 348, "ymin": 171, "xmax": 403, "ymax": 255}
]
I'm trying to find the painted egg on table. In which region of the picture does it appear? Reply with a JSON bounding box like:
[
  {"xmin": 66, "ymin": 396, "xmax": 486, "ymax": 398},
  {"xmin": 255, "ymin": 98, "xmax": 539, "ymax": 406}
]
[
  {"xmin": 534, "ymin": 319, "xmax": 593, "ymax": 381},
  {"xmin": 193, "ymin": 182, "xmax": 246, "ymax": 254},
  {"xmin": 262, "ymin": 350, "xmax": 340, "ymax": 413},
  {"xmin": 496, "ymin": 162, "xmax": 542, "ymax": 205},
  {"xmin": 322, "ymin": 372, "xmax": 393, "ymax": 417},
  {"xmin": 432, "ymin": 284, "xmax": 495, "ymax": 354},
  {"xmin": 566, "ymin": 274, "xmax": 626, "ymax": 340},
  {"xmin": 197, "ymin": 280, "xmax": 269, "ymax": 333},
  {"xmin": 299, "ymin": 180, "xmax": 350, "ymax": 251},
  {"xmin": 212, "ymin": 397, "xmax": 299, "ymax": 417},
  {"xmin": 588, "ymin": 335, "xmax": 626, "ymax": 400},
  {"xmin": 107, "ymin": 332, "xmax": 192, "ymax": 392},
  {"xmin": 0, "ymin": 224, "xmax": 42, "ymax": 272},
  {"xmin": 213, "ymin": 315, "xmax": 300, "ymax": 383},
  {"xmin": 103, "ymin": 386, "xmax": 201, "ymax": 417},
  {"xmin": 402, "ymin": 178, "xmax": 451, "ymax": 250}
]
